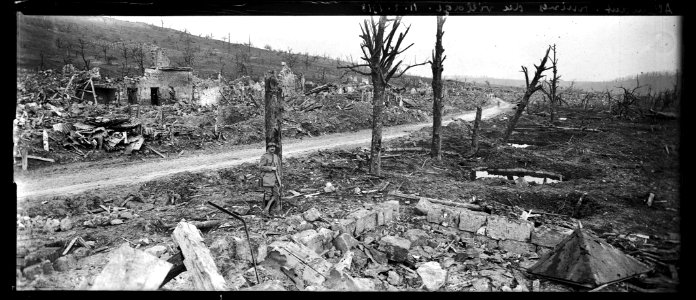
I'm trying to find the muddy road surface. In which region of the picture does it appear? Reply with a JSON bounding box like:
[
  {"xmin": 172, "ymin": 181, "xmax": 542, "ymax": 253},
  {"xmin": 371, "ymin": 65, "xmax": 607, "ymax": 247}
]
[{"xmin": 15, "ymin": 99, "xmax": 514, "ymax": 202}]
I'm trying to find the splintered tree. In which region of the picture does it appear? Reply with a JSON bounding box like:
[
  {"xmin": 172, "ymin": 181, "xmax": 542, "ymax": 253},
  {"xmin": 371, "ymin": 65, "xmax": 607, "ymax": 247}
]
[
  {"xmin": 119, "ymin": 42, "xmax": 130, "ymax": 77},
  {"xmin": 429, "ymin": 15, "xmax": 446, "ymax": 161},
  {"xmin": 339, "ymin": 16, "xmax": 426, "ymax": 176},
  {"xmin": 502, "ymin": 46, "xmax": 552, "ymax": 143},
  {"xmin": 540, "ymin": 44, "xmax": 560, "ymax": 123},
  {"xmin": 130, "ymin": 43, "xmax": 146, "ymax": 75},
  {"xmin": 77, "ymin": 38, "xmax": 91, "ymax": 70},
  {"xmin": 264, "ymin": 70, "xmax": 283, "ymax": 165}
]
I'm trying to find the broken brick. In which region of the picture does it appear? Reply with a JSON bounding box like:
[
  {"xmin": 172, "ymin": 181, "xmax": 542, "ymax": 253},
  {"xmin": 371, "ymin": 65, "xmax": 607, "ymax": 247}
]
[
  {"xmin": 530, "ymin": 225, "xmax": 573, "ymax": 248},
  {"xmin": 416, "ymin": 261, "xmax": 447, "ymax": 291},
  {"xmin": 426, "ymin": 206, "xmax": 459, "ymax": 228},
  {"xmin": 53, "ymin": 254, "xmax": 77, "ymax": 272},
  {"xmin": 267, "ymin": 241, "xmax": 332, "ymax": 286},
  {"xmin": 303, "ymin": 207, "xmax": 322, "ymax": 222},
  {"xmin": 332, "ymin": 233, "xmax": 358, "ymax": 254},
  {"xmin": 292, "ymin": 228, "xmax": 333, "ymax": 255},
  {"xmin": 41, "ymin": 260, "xmax": 54, "ymax": 275},
  {"xmin": 233, "ymin": 235, "xmax": 267, "ymax": 263},
  {"xmin": 474, "ymin": 235, "xmax": 499, "ymax": 250},
  {"xmin": 346, "ymin": 209, "xmax": 377, "ymax": 236},
  {"xmin": 378, "ymin": 236, "xmax": 411, "ymax": 263},
  {"xmin": 144, "ymin": 245, "xmax": 168, "ymax": 258},
  {"xmin": 23, "ymin": 263, "xmax": 44, "ymax": 280},
  {"xmin": 404, "ymin": 229, "xmax": 429, "ymax": 247},
  {"xmin": 331, "ymin": 219, "xmax": 357, "ymax": 236},
  {"xmin": 485, "ymin": 215, "xmax": 533, "ymax": 242},
  {"xmin": 458, "ymin": 209, "xmax": 488, "ymax": 233},
  {"xmin": 415, "ymin": 198, "xmax": 434, "ymax": 216}
]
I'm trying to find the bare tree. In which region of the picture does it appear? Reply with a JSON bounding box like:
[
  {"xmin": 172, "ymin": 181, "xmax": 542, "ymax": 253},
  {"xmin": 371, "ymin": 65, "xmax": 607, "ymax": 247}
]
[
  {"xmin": 119, "ymin": 42, "xmax": 130, "ymax": 77},
  {"xmin": 130, "ymin": 43, "xmax": 146, "ymax": 75},
  {"xmin": 282, "ymin": 48, "xmax": 299, "ymax": 69},
  {"xmin": 502, "ymin": 46, "xmax": 552, "ymax": 142},
  {"xmin": 429, "ymin": 16, "xmax": 446, "ymax": 161},
  {"xmin": 56, "ymin": 39, "xmax": 74, "ymax": 65},
  {"xmin": 339, "ymin": 16, "xmax": 427, "ymax": 176},
  {"xmin": 540, "ymin": 44, "xmax": 560, "ymax": 123},
  {"xmin": 97, "ymin": 41, "xmax": 111, "ymax": 64},
  {"xmin": 76, "ymin": 38, "xmax": 91, "ymax": 70},
  {"xmin": 38, "ymin": 51, "xmax": 45, "ymax": 71},
  {"xmin": 180, "ymin": 31, "xmax": 197, "ymax": 68}
]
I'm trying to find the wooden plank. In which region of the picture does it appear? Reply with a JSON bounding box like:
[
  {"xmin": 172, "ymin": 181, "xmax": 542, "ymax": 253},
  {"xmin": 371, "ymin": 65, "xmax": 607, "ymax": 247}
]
[
  {"xmin": 146, "ymin": 144, "xmax": 166, "ymax": 158},
  {"xmin": 90, "ymin": 79, "xmax": 98, "ymax": 104},
  {"xmin": 171, "ymin": 221, "xmax": 227, "ymax": 291},
  {"xmin": 388, "ymin": 191, "xmax": 482, "ymax": 211},
  {"xmin": 91, "ymin": 243, "xmax": 172, "ymax": 290}
]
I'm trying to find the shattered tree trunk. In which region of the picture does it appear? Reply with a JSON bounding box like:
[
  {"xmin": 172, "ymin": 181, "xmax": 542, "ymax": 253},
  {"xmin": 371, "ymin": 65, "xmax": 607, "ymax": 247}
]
[
  {"xmin": 502, "ymin": 46, "xmax": 551, "ymax": 143},
  {"xmin": 470, "ymin": 106, "xmax": 482, "ymax": 155},
  {"xmin": 171, "ymin": 221, "xmax": 227, "ymax": 291},
  {"xmin": 370, "ymin": 82, "xmax": 386, "ymax": 176},
  {"xmin": 265, "ymin": 71, "xmax": 283, "ymax": 172},
  {"xmin": 430, "ymin": 16, "xmax": 446, "ymax": 161}
]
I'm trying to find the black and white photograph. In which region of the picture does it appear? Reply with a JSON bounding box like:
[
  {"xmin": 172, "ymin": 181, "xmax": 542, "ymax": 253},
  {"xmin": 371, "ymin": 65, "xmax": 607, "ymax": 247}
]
[{"xmin": 13, "ymin": 1, "xmax": 682, "ymax": 293}]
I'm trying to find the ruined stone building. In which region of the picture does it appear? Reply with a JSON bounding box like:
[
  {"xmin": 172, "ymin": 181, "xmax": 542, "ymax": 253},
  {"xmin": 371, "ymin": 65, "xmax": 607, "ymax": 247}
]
[
  {"xmin": 127, "ymin": 47, "xmax": 194, "ymax": 106},
  {"xmin": 120, "ymin": 47, "xmax": 224, "ymax": 106}
]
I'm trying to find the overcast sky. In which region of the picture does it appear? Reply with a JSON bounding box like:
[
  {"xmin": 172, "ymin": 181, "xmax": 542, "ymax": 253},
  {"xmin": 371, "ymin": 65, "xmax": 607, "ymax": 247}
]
[{"xmin": 112, "ymin": 16, "xmax": 680, "ymax": 82}]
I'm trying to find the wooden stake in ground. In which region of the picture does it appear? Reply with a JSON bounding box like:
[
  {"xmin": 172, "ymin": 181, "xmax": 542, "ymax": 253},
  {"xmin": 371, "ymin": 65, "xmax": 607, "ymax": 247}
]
[
  {"xmin": 43, "ymin": 130, "xmax": 49, "ymax": 151},
  {"xmin": 502, "ymin": 46, "xmax": 552, "ymax": 143},
  {"xmin": 171, "ymin": 221, "xmax": 226, "ymax": 291},
  {"xmin": 21, "ymin": 148, "xmax": 28, "ymax": 171},
  {"xmin": 90, "ymin": 243, "xmax": 173, "ymax": 290},
  {"xmin": 430, "ymin": 15, "xmax": 446, "ymax": 161},
  {"xmin": 469, "ymin": 106, "xmax": 482, "ymax": 156}
]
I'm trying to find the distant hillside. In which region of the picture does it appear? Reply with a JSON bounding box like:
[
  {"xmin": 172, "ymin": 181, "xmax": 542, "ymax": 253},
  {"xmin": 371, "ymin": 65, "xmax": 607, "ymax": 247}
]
[
  {"xmin": 447, "ymin": 71, "xmax": 680, "ymax": 94},
  {"xmin": 16, "ymin": 15, "xmax": 402, "ymax": 85}
]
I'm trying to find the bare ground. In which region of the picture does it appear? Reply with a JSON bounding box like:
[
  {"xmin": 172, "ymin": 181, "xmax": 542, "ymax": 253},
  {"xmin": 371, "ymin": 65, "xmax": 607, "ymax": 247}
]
[{"xmin": 15, "ymin": 101, "xmax": 680, "ymax": 292}]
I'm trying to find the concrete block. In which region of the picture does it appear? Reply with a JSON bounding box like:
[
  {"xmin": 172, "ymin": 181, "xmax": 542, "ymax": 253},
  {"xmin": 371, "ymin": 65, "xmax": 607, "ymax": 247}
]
[
  {"xmin": 347, "ymin": 209, "xmax": 377, "ymax": 235},
  {"xmin": 426, "ymin": 206, "xmax": 459, "ymax": 228},
  {"xmin": 331, "ymin": 219, "xmax": 356, "ymax": 236},
  {"xmin": 485, "ymin": 215, "xmax": 533, "ymax": 242},
  {"xmin": 531, "ymin": 225, "xmax": 573, "ymax": 248},
  {"xmin": 458, "ymin": 209, "xmax": 488, "ymax": 233},
  {"xmin": 498, "ymin": 240, "xmax": 536, "ymax": 255},
  {"xmin": 378, "ymin": 236, "xmax": 411, "ymax": 262}
]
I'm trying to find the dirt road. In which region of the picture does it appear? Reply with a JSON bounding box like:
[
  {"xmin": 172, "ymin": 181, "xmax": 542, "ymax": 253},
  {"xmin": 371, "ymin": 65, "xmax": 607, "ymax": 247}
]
[{"xmin": 15, "ymin": 99, "xmax": 514, "ymax": 202}]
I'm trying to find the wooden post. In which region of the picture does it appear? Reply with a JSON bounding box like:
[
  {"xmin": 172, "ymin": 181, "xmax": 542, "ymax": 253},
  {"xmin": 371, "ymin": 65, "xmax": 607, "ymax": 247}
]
[
  {"xmin": 43, "ymin": 130, "xmax": 49, "ymax": 151},
  {"xmin": 172, "ymin": 221, "xmax": 227, "ymax": 291},
  {"xmin": 264, "ymin": 70, "xmax": 283, "ymax": 163},
  {"xmin": 21, "ymin": 148, "xmax": 28, "ymax": 171},
  {"xmin": 470, "ymin": 106, "xmax": 482, "ymax": 155}
]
